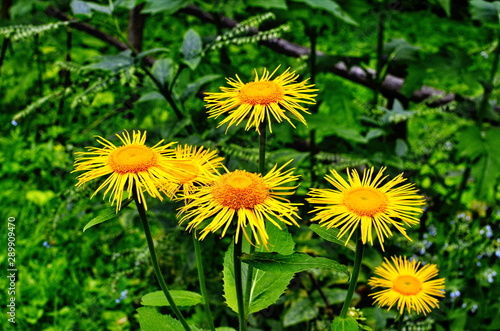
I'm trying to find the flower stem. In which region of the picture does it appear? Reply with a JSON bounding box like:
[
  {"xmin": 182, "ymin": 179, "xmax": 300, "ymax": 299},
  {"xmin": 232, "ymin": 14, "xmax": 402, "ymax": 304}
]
[
  {"xmin": 258, "ymin": 119, "xmax": 267, "ymax": 175},
  {"xmin": 339, "ymin": 229, "xmax": 364, "ymax": 318},
  {"xmin": 133, "ymin": 195, "xmax": 192, "ymax": 331},
  {"xmin": 192, "ymin": 232, "xmax": 216, "ymax": 331},
  {"xmin": 234, "ymin": 239, "xmax": 247, "ymax": 331},
  {"xmin": 397, "ymin": 311, "xmax": 406, "ymax": 331}
]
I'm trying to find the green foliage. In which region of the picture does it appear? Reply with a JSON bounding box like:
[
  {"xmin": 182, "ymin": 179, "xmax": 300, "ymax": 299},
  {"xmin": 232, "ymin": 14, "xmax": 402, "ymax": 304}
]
[
  {"xmin": 241, "ymin": 251, "xmax": 349, "ymax": 275},
  {"xmin": 331, "ymin": 316, "xmax": 359, "ymax": 331},
  {"xmin": 1, "ymin": 0, "xmax": 499, "ymax": 330},
  {"xmin": 141, "ymin": 290, "xmax": 204, "ymax": 307},
  {"xmin": 83, "ymin": 199, "xmax": 133, "ymax": 232}
]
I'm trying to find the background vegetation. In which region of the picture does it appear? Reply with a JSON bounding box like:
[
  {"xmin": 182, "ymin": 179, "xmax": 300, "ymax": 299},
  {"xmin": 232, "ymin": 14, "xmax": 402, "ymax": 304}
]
[{"xmin": 0, "ymin": 0, "xmax": 499, "ymax": 330}]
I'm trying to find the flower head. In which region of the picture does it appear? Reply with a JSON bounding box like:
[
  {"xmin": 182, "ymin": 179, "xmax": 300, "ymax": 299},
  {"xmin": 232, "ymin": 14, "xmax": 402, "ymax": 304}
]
[
  {"xmin": 204, "ymin": 67, "xmax": 317, "ymax": 133},
  {"xmin": 178, "ymin": 161, "xmax": 301, "ymax": 248},
  {"xmin": 368, "ymin": 256, "xmax": 445, "ymax": 315},
  {"xmin": 159, "ymin": 144, "xmax": 224, "ymax": 199},
  {"xmin": 307, "ymin": 167, "xmax": 425, "ymax": 250},
  {"xmin": 73, "ymin": 130, "xmax": 179, "ymax": 211}
]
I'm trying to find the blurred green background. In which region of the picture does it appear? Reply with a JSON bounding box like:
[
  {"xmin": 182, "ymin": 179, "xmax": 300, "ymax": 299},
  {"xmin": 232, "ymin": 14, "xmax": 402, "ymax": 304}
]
[{"xmin": 0, "ymin": 0, "xmax": 499, "ymax": 330}]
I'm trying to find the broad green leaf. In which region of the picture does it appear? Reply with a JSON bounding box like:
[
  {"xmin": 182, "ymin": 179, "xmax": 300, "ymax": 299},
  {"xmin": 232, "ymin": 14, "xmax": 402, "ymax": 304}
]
[
  {"xmin": 181, "ymin": 74, "xmax": 221, "ymax": 101},
  {"xmin": 137, "ymin": 48, "xmax": 170, "ymax": 59},
  {"xmin": 152, "ymin": 58, "xmax": 174, "ymax": 88},
  {"xmin": 457, "ymin": 126, "xmax": 500, "ymax": 201},
  {"xmin": 283, "ymin": 296, "xmax": 319, "ymax": 326},
  {"xmin": 292, "ymin": 0, "xmax": 358, "ymax": 26},
  {"xmin": 215, "ymin": 328, "xmax": 237, "ymax": 331},
  {"xmin": 310, "ymin": 224, "xmax": 356, "ymax": 252},
  {"xmin": 436, "ymin": 0, "xmax": 451, "ymax": 17},
  {"xmin": 331, "ymin": 316, "xmax": 358, "ymax": 331},
  {"xmin": 83, "ymin": 198, "xmax": 133, "ymax": 232},
  {"xmin": 137, "ymin": 91, "xmax": 165, "ymax": 103},
  {"xmin": 248, "ymin": 0, "xmax": 288, "ymax": 9},
  {"xmin": 395, "ymin": 139, "xmax": 408, "ymax": 157},
  {"xmin": 470, "ymin": 1, "xmax": 500, "ymax": 24},
  {"xmin": 136, "ymin": 307, "xmax": 202, "ymax": 331},
  {"xmin": 181, "ymin": 29, "xmax": 203, "ymax": 70},
  {"xmin": 141, "ymin": 290, "xmax": 203, "ymax": 307},
  {"xmin": 223, "ymin": 222, "xmax": 296, "ymax": 314},
  {"xmin": 71, "ymin": 0, "xmax": 91, "ymax": 17},
  {"xmin": 84, "ymin": 53, "xmax": 134, "ymax": 71},
  {"xmin": 87, "ymin": 2, "xmax": 112, "ymax": 15},
  {"xmin": 241, "ymin": 252, "xmax": 349, "ymax": 276},
  {"xmin": 142, "ymin": 0, "xmax": 190, "ymax": 14}
]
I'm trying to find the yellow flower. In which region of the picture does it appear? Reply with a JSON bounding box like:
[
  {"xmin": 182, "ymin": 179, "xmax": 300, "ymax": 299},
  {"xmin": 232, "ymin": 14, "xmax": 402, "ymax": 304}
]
[
  {"xmin": 307, "ymin": 167, "xmax": 425, "ymax": 250},
  {"xmin": 204, "ymin": 67, "xmax": 317, "ymax": 133},
  {"xmin": 178, "ymin": 161, "xmax": 301, "ymax": 248},
  {"xmin": 73, "ymin": 130, "xmax": 179, "ymax": 211},
  {"xmin": 160, "ymin": 144, "xmax": 224, "ymax": 199},
  {"xmin": 368, "ymin": 256, "xmax": 445, "ymax": 315}
]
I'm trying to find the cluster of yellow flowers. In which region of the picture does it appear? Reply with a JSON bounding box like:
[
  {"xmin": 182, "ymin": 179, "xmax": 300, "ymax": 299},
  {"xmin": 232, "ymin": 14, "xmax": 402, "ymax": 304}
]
[{"xmin": 73, "ymin": 67, "xmax": 445, "ymax": 317}]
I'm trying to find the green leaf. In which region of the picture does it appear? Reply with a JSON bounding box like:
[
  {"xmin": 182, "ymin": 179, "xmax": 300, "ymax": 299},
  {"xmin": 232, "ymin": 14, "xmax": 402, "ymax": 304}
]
[
  {"xmin": 331, "ymin": 316, "xmax": 359, "ymax": 331},
  {"xmin": 142, "ymin": 0, "xmax": 190, "ymax": 14},
  {"xmin": 309, "ymin": 224, "xmax": 356, "ymax": 252},
  {"xmin": 470, "ymin": 1, "xmax": 500, "ymax": 25},
  {"xmin": 71, "ymin": 0, "xmax": 92, "ymax": 17},
  {"xmin": 137, "ymin": 91, "xmax": 166, "ymax": 103},
  {"xmin": 136, "ymin": 307, "xmax": 202, "ymax": 331},
  {"xmin": 84, "ymin": 52, "xmax": 134, "ymax": 71},
  {"xmin": 223, "ymin": 222, "xmax": 296, "ymax": 314},
  {"xmin": 181, "ymin": 29, "xmax": 203, "ymax": 70},
  {"xmin": 152, "ymin": 58, "xmax": 175, "ymax": 88},
  {"xmin": 82, "ymin": 198, "xmax": 133, "ymax": 232},
  {"xmin": 87, "ymin": 2, "xmax": 112, "ymax": 15},
  {"xmin": 248, "ymin": 0, "xmax": 288, "ymax": 9},
  {"xmin": 436, "ymin": 0, "xmax": 451, "ymax": 17},
  {"xmin": 181, "ymin": 74, "xmax": 221, "ymax": 101},
  {"xmin": 457, "ymin": 126, "xmax": 500, "ymax": 201},
  {"xmin": 292, "ymin": 0, "xmax": 358, "ymax": 26},
  {"xmin": 395, "ymin": 139, "xmax": 408, "ymax": 157},
  {"xmin": 141, "ymin": 290, "xmax": 203, "ymax": 307},
  {"xmin": 241, "ymin": 252, "xmax": 349, "ymax": 276},
  {"xmin": 283, "ymin": 296, "xmax": 319, "ymax": 326},
  {"xmin": 137, "ymin": 48, "xmax": 171, "ymax": 59}
]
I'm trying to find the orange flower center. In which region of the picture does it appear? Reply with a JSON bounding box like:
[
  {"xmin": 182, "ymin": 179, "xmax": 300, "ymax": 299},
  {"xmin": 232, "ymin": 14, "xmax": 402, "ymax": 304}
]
[
  {"xmin": 174, "ymin": 161, "xmax": 200, "ymax": 184},
  {"xmin": 239, "ymin": 81, "xmax": 284, "ymax": 105},
  {"xmin": 343, "ymin": 187, "xmax": 388, "ymax": 217},
  {"xmin": 109, "ymin": 145, "xmax": 158, "ymax": 174},
  {"xmin": 393, "ymin": 275, "xmax": 422, "ymax": 295},
  {"xmin": 212, "ymin": 171, "xmax": 269, "ymax": 209}
]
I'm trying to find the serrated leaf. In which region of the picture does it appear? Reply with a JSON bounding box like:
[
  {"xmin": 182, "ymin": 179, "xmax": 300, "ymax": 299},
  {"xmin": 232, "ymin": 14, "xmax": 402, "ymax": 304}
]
[
  {"xmin": 292, "ymin": 0, "xmax": 358, "ymax": 26},
  {"xmin": 241, "ymin": 252, "xmax": 349, "ymax": 276},
  {"xmin": 142, "ymin": 0, "xmax": 190, "ymax": 14},
  {"xmin": 331, "ymin": 316, "xmax": 359, "ymax": 331},
  {"xmin": 141, "ymin": 290, "xmax": 203, "ymax": 307},
  {"xmin": 83, "ymin": 198, "xmax": 132, "ymax": 232},
  {"xmin": 136, "ymin": 307, "xmax": 202, "ymax": 331},
  {"xmin": 310, "ymin": 224, "xmax": 356, "ymax": 251},
  {"xmin": 223, "ymin": 222, "xmax": 296, "ymax": 314},
  {"xmin": 152, "ymin": 58, "xmax": 174, "ymax": 88},
  {"xmin": 248, "ymin": 0, "xmax": 288, "ymax": 9},
  {"xmin": 181, "ymin": 29, "xmax": 202, "ymax": 70}
]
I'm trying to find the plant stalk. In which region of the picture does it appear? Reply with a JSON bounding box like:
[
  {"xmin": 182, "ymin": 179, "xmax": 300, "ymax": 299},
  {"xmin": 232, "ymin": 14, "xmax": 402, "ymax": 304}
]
[
  {"xmin": 339, "ymin": 229, "xmax": 364, "ymax": 318},
  {"xmin": 192, "ymin": 232, "xmax": 216, "ymax": 331},
  {"xmin": 0, "ymin": 37, "xmax": 10, "ymax": 75},
  {"xmin": 397, "ymin": 311, "xmax": 406, "ymax": 331},
  {"xmin": 258, "ymin": 119, "xmax": 267, "ymax": 175},
  {"xmin": 133, "ymin": 194, "xmax": 192, "ymax": 331},
  {"xmin": 373, "ymin": 14, "xmax": 385, "ymax": 106},
  {"xmin": 234, "ymin": 239, "xmax": 247, "ymax": 331}
]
